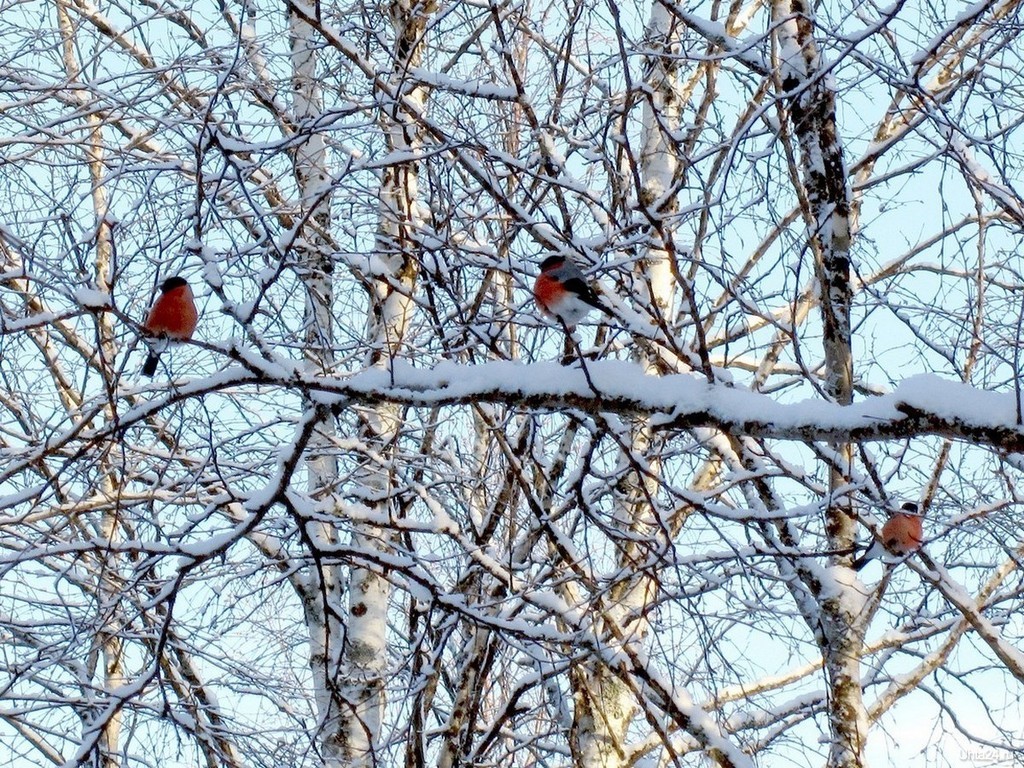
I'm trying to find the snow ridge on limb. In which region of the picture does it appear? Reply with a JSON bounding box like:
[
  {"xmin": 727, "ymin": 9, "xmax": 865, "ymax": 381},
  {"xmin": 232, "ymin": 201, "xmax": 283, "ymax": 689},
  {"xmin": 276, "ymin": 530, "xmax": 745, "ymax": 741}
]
[
  {"xmin": 320, "ymin": 362, "xmax": 1024, "ymax": 450},
  {"xmin": 28, "ymin": 362, "xmax": 1024, "ymax": 470},
  {"xmin": 913, "ymin": 552, "xmax": 1024, "ymax": 682}
]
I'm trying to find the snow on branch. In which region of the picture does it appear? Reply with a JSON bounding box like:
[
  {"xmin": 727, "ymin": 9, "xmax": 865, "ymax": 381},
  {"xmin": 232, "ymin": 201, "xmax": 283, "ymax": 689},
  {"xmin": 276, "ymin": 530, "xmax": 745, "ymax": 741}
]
[
  {"xmin": 325, "ymin": 361, "xmax": 1024, "ymax": 448},
  {"xmin": 915, "ymin": 553, "xmax": 1024, "ymax": 682},
  {"xmin": 106, "ymin": 360, "xmax": 1024, "ymax": 452},
  {"xmin": 658, "ymin": 1, "xmax": 770, "ymax": 75}
]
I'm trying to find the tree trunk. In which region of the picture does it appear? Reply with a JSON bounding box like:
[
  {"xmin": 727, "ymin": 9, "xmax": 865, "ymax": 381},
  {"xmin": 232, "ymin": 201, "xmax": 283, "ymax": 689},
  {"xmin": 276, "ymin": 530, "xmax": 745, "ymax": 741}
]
[
  {"xmin": 285, "ymin": 5, "xmax": 349, "ymax": 765},
  {"xmin": 773, "ymin": 3, "xmax": 864, "ymax": 766},
  {"xmin": 56, "ymin": 2, "xmax": 125, "ymax": 764},
  {"xmin": 569, "ymin": 3, "xmax": 681, "ymax": 765},
  {"xmin": 338, "ymin": 0, "xmax": 431, "ymax": 764}
]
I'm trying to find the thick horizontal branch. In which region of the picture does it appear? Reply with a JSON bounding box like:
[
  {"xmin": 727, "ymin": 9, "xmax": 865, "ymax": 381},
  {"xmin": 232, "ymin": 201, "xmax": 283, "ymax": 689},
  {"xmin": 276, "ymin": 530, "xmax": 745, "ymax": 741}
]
[{"xmin": 185, "ymin": 358, "xmax": 1024, "ymax": 451}]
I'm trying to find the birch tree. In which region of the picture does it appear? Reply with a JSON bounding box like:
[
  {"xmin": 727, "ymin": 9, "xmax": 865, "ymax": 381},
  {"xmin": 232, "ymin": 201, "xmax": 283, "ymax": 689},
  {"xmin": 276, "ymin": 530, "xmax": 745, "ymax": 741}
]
[
  {"xmin": 771, "ymin": 3, "xmax": 864, "ymax": 766},
  {"xmin": 38, "ymin": 3, "xmax": 126, "ymax": 765}
]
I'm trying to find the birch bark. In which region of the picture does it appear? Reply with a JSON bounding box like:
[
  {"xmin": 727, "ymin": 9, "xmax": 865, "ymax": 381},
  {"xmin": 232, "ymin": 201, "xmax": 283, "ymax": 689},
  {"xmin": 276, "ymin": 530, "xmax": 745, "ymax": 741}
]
[
  {"xmin": 285, "ymin": 6, "xmax": 349, "ymax": 765},
  {"xmin": 772, "ymin": 3, "xmax": 864, "ymax": 767},
  {"xmin": 55, "ymin": 3, "xmax": 125, "ymax": 764},
  {"xmin": 337, "ymin": 0, "xmax": 431, "ymax": 764},
  {"xmin": 569, "ymin": 4, "xmax": 681, "ymax": 766}
]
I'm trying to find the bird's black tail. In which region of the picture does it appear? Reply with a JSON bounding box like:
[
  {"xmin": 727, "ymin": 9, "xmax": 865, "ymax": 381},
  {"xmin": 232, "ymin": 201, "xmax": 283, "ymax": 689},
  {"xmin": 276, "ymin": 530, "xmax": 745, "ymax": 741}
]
[
  {"xmin": 141, "ymin": 352, "xmax": 160, "ymax": 377},
  {"xmin": 584, "ymin": 294, "xmax": 612, "ymax": 315}
]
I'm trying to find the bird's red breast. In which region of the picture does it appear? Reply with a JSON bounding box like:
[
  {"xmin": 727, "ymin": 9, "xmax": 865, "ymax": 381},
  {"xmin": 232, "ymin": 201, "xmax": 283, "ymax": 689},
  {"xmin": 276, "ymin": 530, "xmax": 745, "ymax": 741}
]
[
  {"xmin": 881, "ymin": 512, "xmax": 923, "ymax": 555},
  {"xmin": 533, "ymin": 272, "xmax": 567, "ymax": 316},
  {"xmin": 144, "ymin": 284, "xmax": 198, "ymax": 341}
]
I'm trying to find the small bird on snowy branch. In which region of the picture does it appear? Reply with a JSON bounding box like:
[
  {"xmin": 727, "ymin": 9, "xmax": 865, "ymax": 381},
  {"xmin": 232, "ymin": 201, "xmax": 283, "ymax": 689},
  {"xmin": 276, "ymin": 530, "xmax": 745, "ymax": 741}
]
[
  {"xmin": 533, "ymin": 255, "xmax": 610, "ymax": 328},
  {"xmin": 140, "ymin": 276, "xmax": 198, "ymax": 377},
  {"xmin": 852, "ymin": 502, "xmax": 924, "ymax": 571}
]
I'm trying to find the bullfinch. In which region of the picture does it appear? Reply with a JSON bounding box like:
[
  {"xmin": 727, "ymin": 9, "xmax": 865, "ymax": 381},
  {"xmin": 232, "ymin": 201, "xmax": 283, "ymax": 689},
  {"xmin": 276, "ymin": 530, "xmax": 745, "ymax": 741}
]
[
  {"xmin": 140, "ymin": 276, "xmax": 198, "ymax": 377},
  {"xmin": 533, "ymin": 255, "xmax": 609, "ymax": 327},
  {"xmin": 852, "ymin": 502, "xmax": 923, "ymax": 571}
]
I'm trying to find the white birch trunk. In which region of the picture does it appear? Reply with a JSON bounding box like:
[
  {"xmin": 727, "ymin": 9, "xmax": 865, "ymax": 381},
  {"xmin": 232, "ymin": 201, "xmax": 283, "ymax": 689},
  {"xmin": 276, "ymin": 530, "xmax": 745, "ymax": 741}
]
[
  {"xmin": 569, "ymin": 5, "xmax": 680, "ymax": 766},
  {"xmin": 56, "ymin": 3, "xmax": 124, "ymax": 764},
  {"xmin": 338, "ymin": 0, "xmax": 430, "ymax": 764},
  {"xmin": 772, "ymin": 3, "xmax": 865, "ymax": 767},
  {"xmin": 285, "ymin": 7, "xmax": 349, "ymax": 765},
  {"xmin": 637, "ymin": 3, "xmax": 681, "ymax": 327}
]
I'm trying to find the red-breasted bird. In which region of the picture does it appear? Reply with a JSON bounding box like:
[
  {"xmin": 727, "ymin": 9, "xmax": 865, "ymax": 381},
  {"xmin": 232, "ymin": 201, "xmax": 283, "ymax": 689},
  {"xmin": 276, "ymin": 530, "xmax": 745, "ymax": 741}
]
[
  {"xmin": 852, "ymin": 502, "xmax": 923, "ymax": 571},
  {"xmin": 140, "ymin": 276, "xmax": 198, "ymax": 377},
  {"xmin": 533, "ymin": 255, "xmax": 609, "ymax": 327}
]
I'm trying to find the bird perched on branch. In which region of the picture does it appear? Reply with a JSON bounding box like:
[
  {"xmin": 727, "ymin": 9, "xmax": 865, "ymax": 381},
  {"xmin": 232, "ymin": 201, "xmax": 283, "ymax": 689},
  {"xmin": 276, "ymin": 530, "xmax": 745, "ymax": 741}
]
[
  {"xmin": 140, "ymin": 276, "xmax": 198, "ymax": 377},
  {"xmin": 533, "ymin": 255, "xmax": 609, "ymax": 328},
  {"xmin": 852, "ymin": 502, "xmax": 923, "ymax": 571}
]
